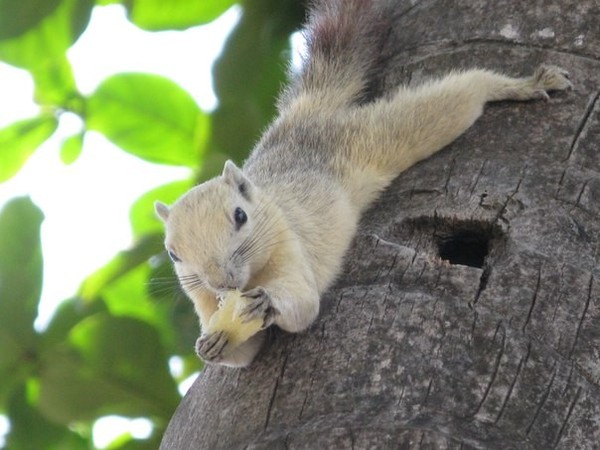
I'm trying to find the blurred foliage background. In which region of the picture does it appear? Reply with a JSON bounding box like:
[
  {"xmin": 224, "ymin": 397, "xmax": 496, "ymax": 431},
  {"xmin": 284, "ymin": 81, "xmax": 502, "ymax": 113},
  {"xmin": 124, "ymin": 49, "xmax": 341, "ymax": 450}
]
[{"xmin": 0, "ymin": 0, "xmax": 304, "ymax": 448}]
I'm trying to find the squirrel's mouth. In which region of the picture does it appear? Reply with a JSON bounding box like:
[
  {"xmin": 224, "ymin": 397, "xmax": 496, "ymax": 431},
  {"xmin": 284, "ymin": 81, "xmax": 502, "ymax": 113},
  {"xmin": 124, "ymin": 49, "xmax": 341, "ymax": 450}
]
[{"xmin": 210, "ymin": 269, "xmax": 248, "ymax": 293}]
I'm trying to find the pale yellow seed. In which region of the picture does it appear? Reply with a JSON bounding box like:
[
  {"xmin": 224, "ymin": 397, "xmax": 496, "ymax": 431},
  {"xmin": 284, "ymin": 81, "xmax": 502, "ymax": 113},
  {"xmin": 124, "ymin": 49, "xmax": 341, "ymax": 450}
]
[{"xmin": 205, "ymin": 289, "xmax": 263, "ymax": 346}]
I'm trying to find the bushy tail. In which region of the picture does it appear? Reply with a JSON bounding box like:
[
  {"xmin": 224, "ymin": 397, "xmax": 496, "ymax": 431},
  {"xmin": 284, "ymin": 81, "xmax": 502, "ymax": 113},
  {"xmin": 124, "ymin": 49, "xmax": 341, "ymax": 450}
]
[{"xmin": 281, "ymin": 0, "xmax": 393, "ymax": 109}]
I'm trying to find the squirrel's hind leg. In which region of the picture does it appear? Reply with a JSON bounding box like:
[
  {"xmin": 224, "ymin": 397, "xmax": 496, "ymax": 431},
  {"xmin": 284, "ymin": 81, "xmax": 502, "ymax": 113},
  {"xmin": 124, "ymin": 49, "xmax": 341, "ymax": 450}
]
[{"xmin": 344, "ymin": 64, "xmax": 572, "ymax": 184}]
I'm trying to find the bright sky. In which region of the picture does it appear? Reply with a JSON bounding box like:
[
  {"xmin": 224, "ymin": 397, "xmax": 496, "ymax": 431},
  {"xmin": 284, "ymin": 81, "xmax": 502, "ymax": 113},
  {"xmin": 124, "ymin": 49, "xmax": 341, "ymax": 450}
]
[{"xmin": 0, "ymin": 4, "xmax": 241, "ymax": 448}]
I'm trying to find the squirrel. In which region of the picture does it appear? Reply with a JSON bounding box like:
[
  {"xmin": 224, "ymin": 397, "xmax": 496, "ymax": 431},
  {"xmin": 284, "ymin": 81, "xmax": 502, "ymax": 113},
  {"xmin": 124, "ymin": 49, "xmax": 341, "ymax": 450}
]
[{"xmin": 155, "ymin": 0, "xmax": 572, "ymax": 367}]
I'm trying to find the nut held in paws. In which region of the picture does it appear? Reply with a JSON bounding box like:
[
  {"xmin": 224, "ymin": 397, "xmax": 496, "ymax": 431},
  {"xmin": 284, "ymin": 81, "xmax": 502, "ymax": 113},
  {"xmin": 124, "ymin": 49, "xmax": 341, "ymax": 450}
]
[{"xmin": 205, "ymin": 289, "xmax": 263, "ymax": 346}]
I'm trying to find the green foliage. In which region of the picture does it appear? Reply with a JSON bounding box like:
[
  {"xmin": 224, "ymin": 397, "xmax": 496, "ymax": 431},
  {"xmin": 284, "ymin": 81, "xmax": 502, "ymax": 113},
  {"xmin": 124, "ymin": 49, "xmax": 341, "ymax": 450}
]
[
  {"xmin": 0, "ymin": 0, "xmax": 304, "ymax": 447},
  {"xmin": 0, "ymin": 115, "xmax": 58, "ymax": 182},
  {"xmin": 211, "ymin": 0, "xmax": 304, "ymax": 163},
  {"xmin": 86, "ymin": 73, "xmax": 208, "ymax": 166},
  {"xmin": 59, "ymin": 132, "xmax": 84, "ymax": 165},
  {"xmin": 124, "ymin": 0, "xmax": 238, "ymax": 31},
  {"xmin": 0, "ymin": 198, "xmax": 43, "ymax": 403},
  {"xmin": 0, "ymin": 198, "xmax": 43, "ymax": 346},
  {"xmin": 0, "ymin": 0, "xmax": 92, "ymax": 70},
  {"xmin": 39, "ymin": 314, "xmax": 179, "ymax": 423},
  {"xmin": 6, "ymin": 385, "xmax": 89, "ymax": 450}
]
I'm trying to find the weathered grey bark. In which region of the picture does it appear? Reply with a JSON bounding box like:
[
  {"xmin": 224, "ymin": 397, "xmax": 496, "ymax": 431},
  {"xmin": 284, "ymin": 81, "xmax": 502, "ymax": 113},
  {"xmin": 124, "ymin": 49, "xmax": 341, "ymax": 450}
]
[{"xmin": 161, "ymin": 0, "xmax": 599, "ymax": 448}]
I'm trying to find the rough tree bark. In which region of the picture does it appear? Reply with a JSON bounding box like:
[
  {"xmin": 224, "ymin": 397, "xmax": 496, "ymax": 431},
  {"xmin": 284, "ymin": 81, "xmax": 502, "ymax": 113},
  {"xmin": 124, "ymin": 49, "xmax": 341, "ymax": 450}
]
[{"xmin": 161, "ymin": 0, "xmax": 599, "ymax": 448}]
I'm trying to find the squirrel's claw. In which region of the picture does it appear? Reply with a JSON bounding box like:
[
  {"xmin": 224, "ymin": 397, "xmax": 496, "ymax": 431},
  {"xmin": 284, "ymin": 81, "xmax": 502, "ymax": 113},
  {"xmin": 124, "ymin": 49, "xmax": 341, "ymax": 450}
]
[
  {"xmin": 195, "ymin": 330, "xmax": 228, "ymax": 362},
  {"xmin": 241, "ymin": 287, "xmax": 278, "ymax": 328},
  {"xmin": 531, "ymin": 64, "xmax": 573, "ymax": 93}
]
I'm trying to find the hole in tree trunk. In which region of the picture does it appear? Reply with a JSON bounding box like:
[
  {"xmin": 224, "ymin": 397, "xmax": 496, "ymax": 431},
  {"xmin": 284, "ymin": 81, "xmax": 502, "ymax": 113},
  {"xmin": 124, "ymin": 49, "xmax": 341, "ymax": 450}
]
[
  {"xmin": 391, "ymin": 216, "xmax": 506, "ymax": 269},
  {"xmin": 438, "ymin": 231, "xmax": 489, "ymax": 268}
]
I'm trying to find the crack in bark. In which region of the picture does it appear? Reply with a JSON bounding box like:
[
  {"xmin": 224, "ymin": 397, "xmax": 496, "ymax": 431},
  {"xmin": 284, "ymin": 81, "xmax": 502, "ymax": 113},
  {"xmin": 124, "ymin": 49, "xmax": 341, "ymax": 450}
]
[
  {"xmin": 415, "ymin": 262, "xmax": 428, "ymax": 283},
  {"xmin": 573, "ymin": 180, "xmax": 589, "ymax": 207},
  {"xmin": 369, "ymin": 233, "xmax": 408, "ymax": 253},
  {"xmin": 563, "ymin": 91, "xmax": 600, "ymax": 162},
  {"xmin": 264, "ymin": 351, "xmax": 290, "ymax": 431},
  {"xmin": 470, "ymin": 265, "xmax": 491, "ymax": 308},
  {"xmin": 553, "ymin": 386, "xmax": 582, "ymax": 448},
  {"xmin": 555, "ymin": 168, "xmax": 567, "ymax": 198},
  {"xmin": 526, "ymin": 362, "xmax": 558, "ymax": 435},
  {"xmin": 349, "ymin": 427, "xmax": 356, "ymax": 450},
  {"xmin": 384, "ymin": 253, "xmax": 400, "ymax": 280},
  {"xmin": 469, "ymin": 310, "xmax": 479, "ymax": 344},
  {"xmin": 453, "ymin": 38, "xmax": 600, "ymax": 64},
  {"xmin": 423, "ymin": 377, "xmax": 434, "ymax": 404},
  {"xmin": 522, "ymin": 265, "xmax": 543, "ymax": 332},
  {"xmin": 298, "ymin": 323, "xmax": 327, "ymax": 420},
  {"xmin": 396, "ymin": 385, "xmax": 406, "ymax": 408},
  {"xmin": 473, "ymin": 321, "xmax": 506, "ymax": 417},
  {"xmin": 494, "ymin": 342, "xmax": 531, "ymax": 424},
  {"xmin": 568, "ymin": 275, "xmax": 594, "ymax": 359},
  {"xmin": 366, "ymin": 313, "xmax": 375, "ymax": 334},
  {"xmin": 283, "ymin": 434, "xmax": 290, "ymax": 450},
  {"xmin": 390, "ymin": 0, "xmax": 423, "ymax": 23},
  {"xmin": 396, "ymin": 39, "xmax": 600, "ymax": 69},
  {"xmin": 397, "ymin": 248, "xmax": 419, "ymax": 283},
  {"xmin": 469, "ymin": 159, "xmax": 488, "ymax": 197},
  {"xmin": 493, "ymin": 169, "xmax": 525, "ymax": 225},
  {"xmin": 443, "ymin": 157, "xmax": 457, "ymax": 195},
  {"xmin": 563, "ymin": 362, "xmax": 575, "ymax": 396},
  {"xmin": 382, "ymin": 291, "xmax": 393, "ymax": 317},
  {"xmin": 358, "ymin": 288, "xmax": 371, "ymax": 315},
  {"xmin": 335, "ymin": 292, "xmax": 345, "ymax": 314},
  {"xmin": 368, "ymin": 234, "xmax": 409, "ymax": 284}
]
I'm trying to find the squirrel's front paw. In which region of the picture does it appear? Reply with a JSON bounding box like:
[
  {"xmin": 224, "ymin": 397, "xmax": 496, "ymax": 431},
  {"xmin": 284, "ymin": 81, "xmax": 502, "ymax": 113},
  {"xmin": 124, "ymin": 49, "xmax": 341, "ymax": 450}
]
[
  {"xmin": 530, "ymin": 64, "xmax": 573, "ymax": 98},
  {"xmin": 241, "ymin": 287, "xmax": 279, "ymax": 328},
  {"xmin": 195, "ymin": 330, "xmax": 228, "ymax": 362}
]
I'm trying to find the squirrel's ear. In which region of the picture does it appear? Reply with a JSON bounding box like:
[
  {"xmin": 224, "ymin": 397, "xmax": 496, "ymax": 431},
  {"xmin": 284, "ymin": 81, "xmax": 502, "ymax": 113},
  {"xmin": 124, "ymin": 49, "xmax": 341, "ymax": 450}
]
[
  {"xmin": 222, "ymin": 160, "xmax": 252, "ymax": 199},
  {"xmin": 155, "ymin": 201, "xmax": 170, "ymax": 222}
]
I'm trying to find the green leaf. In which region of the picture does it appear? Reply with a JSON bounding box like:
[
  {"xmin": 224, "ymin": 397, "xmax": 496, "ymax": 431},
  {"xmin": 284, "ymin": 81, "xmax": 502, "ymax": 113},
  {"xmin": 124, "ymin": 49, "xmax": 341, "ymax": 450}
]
[
  {"xmin": 125, "ymin": 0, "xmax": 237, "ymax": 31},
  {"xmin": 5, "ymin": 384, "xmax": 90, "ymax": 450},
  {"xmin": 130, "ymin": 179, "xmax": 192, "ymax": 238},
  {"xmin": 31, "ymin": 56, "xmax": 81, "ymax": 108},
  {"xmin": 59, "ymin": 132, "xmax": 84, "ymax": 165},
  {"xmin": 0, "ymin": 329, "xmax": 31, "ymax": 408},
  {"xmin": 0, "ymin": 115, "xmax": 58, "ymax": 183},
  {"xmin": 0, "ymin": 198, "xmax": 44, "ymax": 347},
  {"xmin": 80, "ymin": 233, "xmax": 164, "ymax": 301},
  {"xmin": 41, "ymin": 297, "xmax": 107, "ymax": 349},
  {"xmin": 37, "ymin": 315, "xmax": 179, "ymax": 424},
  {"xmin": 0, "ymin": 0, "xmax": 61, "ymax": 40},
  {"xmin": 69, "ymin": 315, "xmax": 179, "ymax": 409},
  {"xmin": 1, "ymin": 8, "xmax": 84, "ymax": 109},
  {"xmin": 86, "ymin": 73, "xmax": 208, "ymax": 167},
  {"xmin": 100, "ymin": 264, "xmax": 158, "ymax": 323},
  {"xmin": 0, "ymin": 197, "xmax": 43, "ymax": 409},
  {"xmin": 104, "ymin": 432, "xmax": 162, "ymax": 450},
  {"xmin": 0, "ymin": 0, "xmax": 93, "ymax": 70}
]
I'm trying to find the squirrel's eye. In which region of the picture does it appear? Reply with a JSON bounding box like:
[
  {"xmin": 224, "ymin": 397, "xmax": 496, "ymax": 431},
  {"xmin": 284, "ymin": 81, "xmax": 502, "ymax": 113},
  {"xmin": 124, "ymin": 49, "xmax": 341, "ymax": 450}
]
[
  {"xmin": 234, "ymin": 207, "xmax": 247, "ymax": 229},
  {"xmin": 167, "ymin": 250, "xmax": 181, "ymax": 263}
]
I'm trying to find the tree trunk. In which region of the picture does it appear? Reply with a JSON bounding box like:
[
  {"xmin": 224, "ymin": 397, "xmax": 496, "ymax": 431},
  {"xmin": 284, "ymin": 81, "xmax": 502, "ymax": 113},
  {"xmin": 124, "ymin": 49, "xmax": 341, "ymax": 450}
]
[{"xmin": 161, "ymin": 0, "xmax": 600, "ymax": 448}]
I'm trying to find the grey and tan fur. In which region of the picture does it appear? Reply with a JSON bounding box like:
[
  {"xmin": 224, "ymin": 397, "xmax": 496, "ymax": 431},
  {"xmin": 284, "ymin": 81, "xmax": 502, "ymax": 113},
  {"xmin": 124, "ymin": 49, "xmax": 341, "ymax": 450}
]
[{"xmin": 156, "ymin": 0, "xmax": 572, "ymax": 366}]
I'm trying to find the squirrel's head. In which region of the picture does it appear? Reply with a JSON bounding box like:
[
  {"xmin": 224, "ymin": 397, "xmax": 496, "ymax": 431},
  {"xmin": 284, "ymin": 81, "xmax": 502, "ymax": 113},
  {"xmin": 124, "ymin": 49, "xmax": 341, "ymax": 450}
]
[{"xmin": 155, "ymin": 161, "xmax": 275, "ymax": 293}]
